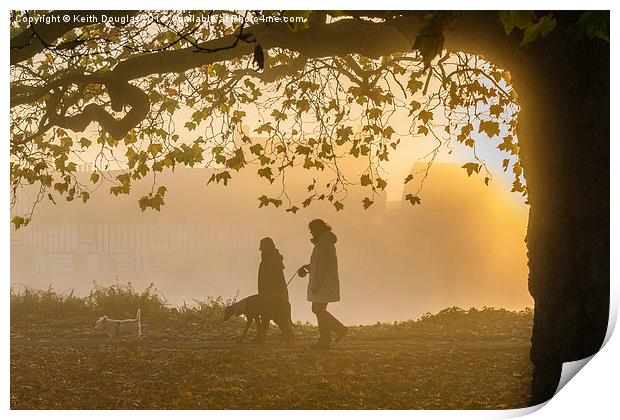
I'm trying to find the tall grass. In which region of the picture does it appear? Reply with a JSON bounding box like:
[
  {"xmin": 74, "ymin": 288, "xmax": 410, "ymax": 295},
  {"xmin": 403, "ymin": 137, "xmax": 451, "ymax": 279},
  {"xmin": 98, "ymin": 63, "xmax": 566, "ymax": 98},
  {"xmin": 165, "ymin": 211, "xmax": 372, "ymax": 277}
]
[
  {"xmin": 10, "ymin": 281, "xmax": 235, "ymax": 326},
  {"xmin": 10, "ymin": 286, "xmax": 88, "ymax": 322},
  {"xmin": 11, "ymin": 283, "xmax": 532, "ymax": 341}
]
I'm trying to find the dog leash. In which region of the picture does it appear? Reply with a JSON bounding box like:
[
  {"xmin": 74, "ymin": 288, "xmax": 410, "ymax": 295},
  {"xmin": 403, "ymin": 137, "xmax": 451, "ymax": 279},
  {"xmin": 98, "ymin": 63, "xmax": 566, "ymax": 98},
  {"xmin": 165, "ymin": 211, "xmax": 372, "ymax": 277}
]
[{"xmin": 286, "ymin": 271, "xmax": 298, "ymax": 287}]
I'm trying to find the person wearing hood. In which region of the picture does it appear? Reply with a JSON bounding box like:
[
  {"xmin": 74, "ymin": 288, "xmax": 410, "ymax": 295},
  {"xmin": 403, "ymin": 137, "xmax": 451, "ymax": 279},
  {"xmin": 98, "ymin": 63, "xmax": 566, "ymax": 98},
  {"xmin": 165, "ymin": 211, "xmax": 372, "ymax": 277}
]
[
  {"xmin": 255, "ymin": 237, "xmax": 292, "ymax": 341},
  {"xmin": 258, "ymin": 237, "xmax": 289, "ymax": 302},
  {"xmin": 298, "ymin": 219, "xmax": 348, "ymax": 349}
]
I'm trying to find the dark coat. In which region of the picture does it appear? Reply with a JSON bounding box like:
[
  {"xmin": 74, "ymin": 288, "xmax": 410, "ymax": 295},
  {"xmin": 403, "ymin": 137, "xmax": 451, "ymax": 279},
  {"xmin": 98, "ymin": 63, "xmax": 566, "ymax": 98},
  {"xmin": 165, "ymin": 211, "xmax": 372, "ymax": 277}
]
[{"xmin": 258, "ymin": 249, "xmax": 289, "ymax": 301}]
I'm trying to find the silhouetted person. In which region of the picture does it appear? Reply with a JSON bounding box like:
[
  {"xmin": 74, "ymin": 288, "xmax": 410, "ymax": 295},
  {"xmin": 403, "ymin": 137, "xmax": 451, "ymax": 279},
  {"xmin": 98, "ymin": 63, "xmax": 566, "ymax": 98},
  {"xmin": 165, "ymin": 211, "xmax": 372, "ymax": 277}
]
[
  {"xmin": 258, "ymin": 237, "xmax": 288, "ymax": 302},
  {"xmin": 257, "ymin": 237, "xmax": 292, "ymax": 340},
  {"xmin": 299, "ymin": 219, "xmax": 348, "ymax": 349}
]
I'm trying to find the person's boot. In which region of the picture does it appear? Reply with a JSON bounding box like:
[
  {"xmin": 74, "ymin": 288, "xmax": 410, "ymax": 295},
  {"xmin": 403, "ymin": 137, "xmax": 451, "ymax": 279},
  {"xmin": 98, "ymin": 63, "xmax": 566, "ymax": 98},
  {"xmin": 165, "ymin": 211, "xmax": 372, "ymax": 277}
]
[
  {"xmin": 311, "ymin": 316, "xmax": 331, "ymax": 350},
  {"xmin": 325, "ymin": 313, "xmax": 347, "ymax": 344}
]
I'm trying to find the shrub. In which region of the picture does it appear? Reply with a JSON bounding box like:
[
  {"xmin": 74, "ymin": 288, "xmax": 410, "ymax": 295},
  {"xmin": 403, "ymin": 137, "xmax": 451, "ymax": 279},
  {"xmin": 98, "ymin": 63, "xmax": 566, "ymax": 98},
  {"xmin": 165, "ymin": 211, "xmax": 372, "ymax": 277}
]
[{"xmin": 10, "ymin": 281, "xmax": 237, "ymax": 327}]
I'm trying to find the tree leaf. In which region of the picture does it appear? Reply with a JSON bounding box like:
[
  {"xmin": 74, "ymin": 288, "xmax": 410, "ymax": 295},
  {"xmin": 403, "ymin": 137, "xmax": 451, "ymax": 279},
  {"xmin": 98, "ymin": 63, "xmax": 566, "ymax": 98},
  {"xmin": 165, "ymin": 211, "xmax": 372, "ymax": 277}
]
[
  {"xmin": 499, "ymin": 11, "xmax": 535, "ymax": 35},
  {"xmin": 405, "ymin": 194, "xmax": 421, "ymax": 206},
  {"xmin": 521, "ymin": 15, "xmax": 556, "ymax": 46},
  {"xmin": 413, "ymin": 18, "xmax": 445, "ymax": 69},
  {"xmin": 79, "ymin": 137, "xmax": 91, "ymax": 148},
  {"xmin": 462, "ymin": 162, "xmax": 481, "ymax": 176},
  {"xmin": 418, "ymin": 110, "xmax": 434, "ymax": 125},
  {"xmin": 576, "ymin": 11, "xmax": 610, "ymax": 42},
  {"xmin": 149, "ymin": 143, "xmax": 162, "ymax": 157},
  {"xmin": 257, "ymin": 167, "xmax": 273, "ymax": 180},
  {"xmin": 225, "ymin": 149, "xmax": 246, "ymax": 171},
  {"xmin": 478, "ymin": 121, "xmax": 500, "ymax": 138}
]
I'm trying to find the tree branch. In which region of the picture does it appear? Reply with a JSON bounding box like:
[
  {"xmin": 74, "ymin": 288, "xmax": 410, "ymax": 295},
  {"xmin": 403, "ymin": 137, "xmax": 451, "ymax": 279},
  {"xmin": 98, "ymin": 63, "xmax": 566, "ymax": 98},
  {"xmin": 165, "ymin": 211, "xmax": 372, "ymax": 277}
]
[
  {"xmin": 11, "ymin": 11, "xmax": 518, "ymax": 141},
  {"xmin": 48, "ymin": 81, "xmax": 149, "ymax": 139},
  {"xmin": 10, "ymin": 10, "xmax": 139, "ymax": 65}
]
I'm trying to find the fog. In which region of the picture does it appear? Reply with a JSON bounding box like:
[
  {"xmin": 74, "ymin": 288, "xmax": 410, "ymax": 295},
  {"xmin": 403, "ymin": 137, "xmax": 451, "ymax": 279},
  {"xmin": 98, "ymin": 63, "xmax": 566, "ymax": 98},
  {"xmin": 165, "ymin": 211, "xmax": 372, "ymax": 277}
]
[{"xmin": 11, "ymin": 161, "xmax": 531, "ymax": 324}]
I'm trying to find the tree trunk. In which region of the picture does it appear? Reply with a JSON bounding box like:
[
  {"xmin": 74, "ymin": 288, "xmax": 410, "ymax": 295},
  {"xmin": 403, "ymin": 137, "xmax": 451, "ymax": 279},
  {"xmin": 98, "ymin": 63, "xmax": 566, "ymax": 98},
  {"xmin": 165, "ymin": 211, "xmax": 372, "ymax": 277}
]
[{"xmin": 513, "ymin": 12, "xmax": 610, "ymax": 405}]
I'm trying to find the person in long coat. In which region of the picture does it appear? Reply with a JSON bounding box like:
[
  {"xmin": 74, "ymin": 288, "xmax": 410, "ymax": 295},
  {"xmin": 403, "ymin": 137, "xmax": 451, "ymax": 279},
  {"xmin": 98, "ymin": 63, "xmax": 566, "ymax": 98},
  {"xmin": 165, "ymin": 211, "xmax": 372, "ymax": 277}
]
[
  {"xmin": 256, "ymin": 237, "xmax": 292, "ymax": 341},
  {"xmin": 258, "ymin": 237, "xmax": 288, "ymax": 302},
  {"xmin": 299, "ymin": 219, "xmax": 348, "ymax": 349}
]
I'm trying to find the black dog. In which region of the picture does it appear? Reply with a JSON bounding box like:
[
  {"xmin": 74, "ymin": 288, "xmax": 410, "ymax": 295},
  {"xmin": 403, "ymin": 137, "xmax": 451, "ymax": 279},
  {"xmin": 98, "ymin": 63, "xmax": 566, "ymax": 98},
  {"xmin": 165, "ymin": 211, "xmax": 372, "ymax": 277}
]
[{"xmin": 223, "ymin": 294, "xmax": 294, "ymax": 343}]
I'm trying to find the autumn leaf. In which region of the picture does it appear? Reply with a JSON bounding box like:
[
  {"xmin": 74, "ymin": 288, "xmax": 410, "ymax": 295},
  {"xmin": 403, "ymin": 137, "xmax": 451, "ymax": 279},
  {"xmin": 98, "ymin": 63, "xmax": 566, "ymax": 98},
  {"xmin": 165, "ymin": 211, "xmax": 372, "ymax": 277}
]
[
  {"xmin": 149, "ymin": 143, "xmax": 162, "ymax": 157},
  {"xmin": 11, "ymin": 216, "xmax": 30, "ymax": 229},
  {"xmin": 207, "ymin": 171, "xmax": 232, "ymax": 186},
  {"xmin": 521, "ymin": 15, "xmax": 556, "ymax": 46},
  {"xmin": 405, "ymin": 194, "xmax": 421, "ymax": 205},
  {"xmin": 478, "ymin": 121, "xmax": 500, "ymax": 138},
  {"xmin": 407, "ymin": 78, "xmax": 423, "ymax": 94},
  {"xmin": 255, "ymin": 123, "xmax": 273, "ymax": 134},
  {"xmin": 498, "ymin": 11, "xmax": 556, "ymax": 46},
  {"xmin": 257, "ymin": 167, "xmax": 274, "ymax": 182},
  {"xmin": 418, "ymin": 110, "xmax": 434, "ymax": 125},
  {"xmin": 413, "ymin": 18, "xmax": 446, "ymax": 69},
  {"xmin": 258, "ymin": 195, "xmax": 270, "ymax": 208},
  {"xmin": 249, "ymin": 143, "xmax": 264, "ymax": 156},
  {"xmin": 462, "ymin": 162, "xmax": 482, "ymax": 176},
  {"xmin": 489, "ymin": 104, "xmax": 503, "ymax": 117},
  {"xmin": 498, "ymin": 136, "xmax": 519, "ymax": 154},
  {"xmin": 499, "ymin": 11, "xmax": 535, "ymax": 35},
  {"xmin": 271, "ymin": 109, "xmax": 287, "ymax": 122},
  {"xmin": 225, "ymin": 149, "xmax": 246, "ymax": 171}
]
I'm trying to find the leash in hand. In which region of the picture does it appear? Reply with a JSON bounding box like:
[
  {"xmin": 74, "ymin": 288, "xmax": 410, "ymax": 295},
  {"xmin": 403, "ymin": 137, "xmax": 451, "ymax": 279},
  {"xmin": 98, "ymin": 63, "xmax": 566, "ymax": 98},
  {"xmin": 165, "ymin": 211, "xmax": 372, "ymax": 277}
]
[
  {"xmin": 286, "ymin": 271, "xmax": 298, "ymax": 287},
  {"xmin": 287, "ymin": 266, "xmax": 309, "ymax": 287}
]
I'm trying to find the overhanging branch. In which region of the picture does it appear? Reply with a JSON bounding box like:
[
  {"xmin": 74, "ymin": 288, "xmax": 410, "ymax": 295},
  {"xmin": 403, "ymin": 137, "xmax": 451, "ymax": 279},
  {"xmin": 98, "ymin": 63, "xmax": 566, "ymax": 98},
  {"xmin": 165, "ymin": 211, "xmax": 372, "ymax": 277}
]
[
  {"xmin": 10, "ymin": 10, "xmax": 139, "ymax": 65},
  {"xmin": 11, "ymin": 11, "xmax": 517, "ymax": 140}
]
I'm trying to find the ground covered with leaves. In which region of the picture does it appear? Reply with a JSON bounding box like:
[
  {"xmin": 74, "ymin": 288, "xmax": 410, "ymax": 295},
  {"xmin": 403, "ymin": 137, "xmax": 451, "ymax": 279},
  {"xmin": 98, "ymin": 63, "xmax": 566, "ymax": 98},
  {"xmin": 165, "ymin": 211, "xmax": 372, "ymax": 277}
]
[{"xmin": 11, "ymin": 284, "xmax": 533, "ymax": 409}]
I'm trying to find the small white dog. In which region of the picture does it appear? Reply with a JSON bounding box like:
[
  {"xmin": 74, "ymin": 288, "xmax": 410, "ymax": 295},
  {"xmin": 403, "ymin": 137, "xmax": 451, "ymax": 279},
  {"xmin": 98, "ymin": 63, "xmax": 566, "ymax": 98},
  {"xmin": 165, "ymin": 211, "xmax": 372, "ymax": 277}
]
[{"xmin": 95, "ymin": 309, "xmax": 142, "ymax": 340}]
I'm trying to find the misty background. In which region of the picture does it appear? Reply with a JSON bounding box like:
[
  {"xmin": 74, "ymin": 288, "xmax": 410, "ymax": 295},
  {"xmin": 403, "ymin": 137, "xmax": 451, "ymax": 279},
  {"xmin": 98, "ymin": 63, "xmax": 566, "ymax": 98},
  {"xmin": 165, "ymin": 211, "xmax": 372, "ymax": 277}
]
[{"xmin": 11, "ymin": 160, "xmax": 531, "ymax": 324}]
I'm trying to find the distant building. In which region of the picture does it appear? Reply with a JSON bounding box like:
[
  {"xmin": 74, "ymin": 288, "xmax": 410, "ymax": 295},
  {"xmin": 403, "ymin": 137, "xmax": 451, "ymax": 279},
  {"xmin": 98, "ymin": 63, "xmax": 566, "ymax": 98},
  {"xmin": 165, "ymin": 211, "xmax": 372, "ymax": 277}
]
[{"xmin": 10, "ymin": 162, "xmax": 531, "ymax": 323}]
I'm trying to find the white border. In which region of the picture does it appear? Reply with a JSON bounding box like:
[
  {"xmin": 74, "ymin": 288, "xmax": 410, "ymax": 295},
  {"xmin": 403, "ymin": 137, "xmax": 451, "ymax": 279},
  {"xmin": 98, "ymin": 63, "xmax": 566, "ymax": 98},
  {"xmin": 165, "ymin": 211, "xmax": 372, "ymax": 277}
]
[{"xmin": 3, "ymin": 2, "xmax": 617, "ymax": 419}]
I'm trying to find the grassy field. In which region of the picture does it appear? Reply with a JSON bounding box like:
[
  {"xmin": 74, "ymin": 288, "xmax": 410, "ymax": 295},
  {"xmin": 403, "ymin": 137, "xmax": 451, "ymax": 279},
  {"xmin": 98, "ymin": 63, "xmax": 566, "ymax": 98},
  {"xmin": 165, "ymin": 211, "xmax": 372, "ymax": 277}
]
[{"xmin": 10, "ymin": 283, "xmax": 533, "ymax": 409}]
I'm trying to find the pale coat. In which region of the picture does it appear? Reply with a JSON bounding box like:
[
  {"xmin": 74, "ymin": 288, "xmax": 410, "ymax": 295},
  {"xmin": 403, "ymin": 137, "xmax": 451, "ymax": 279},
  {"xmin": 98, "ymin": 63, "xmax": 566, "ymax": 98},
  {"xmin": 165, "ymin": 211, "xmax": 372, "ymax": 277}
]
[{"xmin": 307, "ymin": 230, "xmax": 340, "ymax": 303}]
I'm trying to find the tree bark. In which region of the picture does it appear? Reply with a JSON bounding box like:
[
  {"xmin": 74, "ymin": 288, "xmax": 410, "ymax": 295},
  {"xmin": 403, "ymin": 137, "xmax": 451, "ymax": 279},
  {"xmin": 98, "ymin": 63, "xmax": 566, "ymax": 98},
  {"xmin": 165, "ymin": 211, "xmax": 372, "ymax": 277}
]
[
  {"xmin": 443, "ymin": 11, "xmax": 609, "ymax": 404},
  {"xmin": 512, "ymin": 12, "xmax": 610, "ymax": 405}
]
